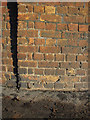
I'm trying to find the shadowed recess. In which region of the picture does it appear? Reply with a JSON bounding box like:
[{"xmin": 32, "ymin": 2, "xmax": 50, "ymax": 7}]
[{"xmin": 7, "ymin": 1, "xmax": 20, "ymax": 90}]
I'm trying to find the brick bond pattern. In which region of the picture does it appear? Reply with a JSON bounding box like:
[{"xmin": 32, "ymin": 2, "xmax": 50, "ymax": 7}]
[{"xmin": 2, "ymin": 2, "xmax": 88, "ymax": 91}]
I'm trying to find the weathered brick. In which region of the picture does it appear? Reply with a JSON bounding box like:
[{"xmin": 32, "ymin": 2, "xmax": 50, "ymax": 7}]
[
  {"xmin": 79, "ymin": 40, "xmax": 88, "ymax": 47},
  {"xmin": 66, "ymin": 68, "xmax": 75, "ymax": 76},
  {"xmin": 44, "ymin": 83, "xmax": 54, "ymax": 89},
  {"xmin": 77, "ymin": 55, "xmax": 88, "ymax": 61},
  {"xmin": 45, "ymin": 54, "xmax": 54, "ymax": 61},
  {"xmin": 18, "ymin": 13, "xmax": 38, "ymax": 21},
  {"xmin": 45, "ymin": 6, "xmax": 55, "ymax": 14},
  {"xmin": 34, "ymin": 6, "xmax": 44, "ymax": 13},
  {"xmin": 68, "ymin": 7, "xmax": 78, "ymax": 14},
  {"xmin": 40, "ymin": 46, "xmax": 61, "ymax": 53},
  {"xmin": 57, "ymin": 24, "xmax": 67, "ymax": 31},
  {"xmin": 57, "ymin": 39, "xmax": 68, "ymax": 46},
  {"xmin": 26, "ymin": 4, "xmax": 33, "ymax": 12},
  {"xmin": 46, "ymin": 39, "xmax": 56, "ymax": 46},
  {"xmin": 27, "ymin": 53, "xmax": 32, "ymax": 60},
  {"xmin": 64, "ymin": 16, "xmax": 85, "ymax": 23},
  {"xmin": 38, "ymin": 61, "xmax": 58, "ymax": 68},
  {"xmin": 40, "ymin": 30, "xmax": 61, "ymax": 38},
  {"xmin": 18, "ymin": 5, "xmax": 26, "ymax": 13},
  {"xmin": 18, "ymin": 38, "xmax": 28, "ymax": 45},
  {"xmin": 28, "ymin": 68, "xmax": 33, "ymax": 74},
  {"xmin": 35, "ymin": 22, "xmax": 45, "ymax": 29},
  {"xmin": 79, "ymin": 25, "xmax": 88, "ymax": 32},
  {"xmin": 34, "ymin": 53, "xmax": 44, "ymax": 60},
  {"xmin": 61, "ymin": 62, "xmax": 80, "ymax": 68},
  {"xmin": 40, "ymin": 14, "xmax": 62, "ymax": 23},
  {"xmin": 54, "ymin": 82, "xmax": 64, "ymax": 89},
  {"xmin": 66, "ymin": 55, "xmax": 76, "ymax": 61},
  {"xmin": 55, "ymin": 54, "xmax": 64, "ymax": 61},
  {"xmin": 19, "ymin": 68, "xmax": 27, "ymax": 74},
  {"xmin": 62, "ymin": 47, "xmax": 81, "ymax": 54},
  {"xmin": 61, "ymin": 76, "xmax": 79, "ymax": 82},
  {"xmin": 46, "ymin": 23, "xmax": 56, "ymax": 30},
  {"xmin": 35, "ymin": 69, "xmax": 44, "ymax": 75},
  {"xmin": 28, "ymin": 38, "xmax": 34, "ymax": 45},
  {"xmin": 7, "ymin": 66, "xmax": 13, "ymax": 72},
  {"xmin": 19, "ymin": 61, "xmax": 37, "ymax": 67},
  {"xmin": 18, "ymin": 53, "xmax": 26, "ymax": 60},
  {"xmin": 28, "ymin": 21, "xmax": 34, "ymax": 28},
  {"xmin": 57, "ymin": 6, "xmax": 68, "ymax": 14},
  {"xmin": 28, "ymin": 46, "xmax": 38, "ymax": 53},
  {"xmin": 55, "ymin": 69, "xmax": 65, "ymax": 75},
  {"xmin": 34, "ymin": 38, "xmax": 45, "ymax": 45},
  {"xmin": 18, "ymin": 21, "xmax": 27, "ymax": 29},
  {"xmin": 76, "ymin": 69, "xmax": 85, "ymax": 75},
  {"xmin": 82, "ymin": 63, "xmax": 88, "ymax": 69},
  {"xmin": 68, "ymin": 24, "xmax": 78, "ymax": 31},
  {"xmin": 45, "ymin": 69, "xmax": 55, "ymax": 75}
]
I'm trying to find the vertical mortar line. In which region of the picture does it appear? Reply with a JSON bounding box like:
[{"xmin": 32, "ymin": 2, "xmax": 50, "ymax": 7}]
[{"xmin": 7, "ymin": 1, "xmax": 20, "ymax": 90}]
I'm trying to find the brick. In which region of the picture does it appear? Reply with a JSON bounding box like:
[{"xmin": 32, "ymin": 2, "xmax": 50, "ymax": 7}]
[
  {"xmin": 68, "ymin": 7, "xmax": 78, "ymax": 14},
  {"xmin": 18, "ymin": 5, "xmax": 26, "ymax": 13},
  {"xmin": 7, "ymin": 66, "xmax": 13, "ymax": 72},
  {"xmin": 18, "ymin": 30, "xmax": 38, "ymax": 37},
  {"xmin": 34, "ymin": 6, "xmax": 44, "ymax": 13},
  {"xmin": 66, "ymin": 55, "xmax": 76, "ymax": 61},
  {"xmin": 39, "ymin": 75, "xmax": 59, "ymax": 82},
  {"xmin": 28, "ymin": 21, "xmax": 34, "ymax": 28},
  {"xmin": 18, "ymin": 21, "xmax": 27, "ymax": 29},
  {"xmin": 19, "ymin": 61, "xmax": 37, "ymax": 67},
  {"xmin": 2, "ymin": 7, "xmax": 6, "ymax": 14},
  {"xmin": 34, "ymin": 53, "xmax": 44, "ymax": 60},
  {"xmin": 82, "ymin": 63, "xmax": 88, "ymax": 69},
  {"xmin": 62, "ymin": 47, "xmax": 81, "ymax": 54},
  {"xmin": 2, "ymin": 66, "xmax": 6, "ymax": 72},
  {"xmin": 18, "ymin": 53, "xmax": 26, "ymax": 60},
  {"xmin": 26, "ymin": 4, "xmax": 33, "ymax": 12},
  {"xmin": 45, "ymin": 69, "xmax": 55, "ymax": 75},
  {"xmin": 57, "ymin": 24, "xmax": 67, "ymax": 31},
  {"xmin": 45, "ymin": 6, "xmax": 55, "ymax": 14},
  {"xmin": 80, "ymin": 76, "xmax": 88, "ymax": 82},
  {"xmin": 57, "ymin": 6, "xmax": 68, "ymax": 14},
  {"xmin": 28, "ymin": 68, "xmax": 33, "ymax": 74},
  {"xmin": 66, "ymin": 68, "xmax": 75, "ymax": 76},
  {"xmin": 18, "ymin": 13, "xmax": 38, "ymax": 21},
  {"xmin": 54, "ymin": 82, "xmax": 64, "ymax": 89},
  {"xmin": 79, "ymin": 25, "xmax": 88, "ymax": 32},
  {"xmin": 28, "ymin": 38, "xmax": 34, "ymax": 45},
  {"xmin": 28, "ymin": 46, "xmax": 38, "ymax": 53},
  {"xmin": 18, "ymin": 38, "xmax": 28, "ymax": 45},
  {"xmin": 2, "ymin": 58, "xmax": 13, "ymax": 65},
  {"xmin": 79, "ymin": 40, "xmax": 88, "ymax": 47},
  {"xmin": 19, "ymin": 68, "xmax": 27, "ymax": 74},
  {"xmin": 1, "ymin": 2, "xmax": 7, "ymax": 6},
  {"xmin": 68, "ymin": 39, "xmax": 78, "ymax": 46},
  {"xmin": 38, "ymin": 61, "xmax": 58, "ymax": 68},
  {"xmin": 55, "ymin": 54, "xmax": 64, "ymax": 61},
  {"xmin": 40, "ymin": 30, "xmax": 61, "ymax": 38},
  {"xmin": 35, "ymin": 22, "xmax": 45, "ymax": 29},
  {"xmin": 64, "ymin": 16, "xmax": 85, "ymax": 23},
  {"xmin": 27, "ymin": 53, "xmax": 32, "ymax": 60},
  {"xmin": 18, "ymin": 46, "xmax": 28, "ymax": 53},
  {"xmin": 35, "ymin": 69, "xmax": 44, "ymax": 75},
  {"xmin": 46, "ymin": 39, "xmax": 56, "ymax": 46},
  {"xmin": 77, "ymin": 55, "xmax": 88, "ymax": 61},
  {"xmin": 34, "ymin": 39, "xmax": 45, "ymax": 45},
  {"xmin": 76, "ymin": 69, "xmax": 85, "ymax": 75},
  {"xmin": 68, "ymin": 24, "xmax": 78, "ymax": 31},
  {"xmin": 61, "ymin": 62, "xmax": 80, "ymax": 68},
  {"xmin": 79, "ymin": 8, "xmax": 88, "ymax": 16},
  {"xmin": 2, "ymin": 30, "xmax": 10, "ymax": 37},
  {"xmin": 55, "ymin": 69, "xmax": 65, "ymax": 75},
  {"xmin": 57, "ymin": 39, "xmax": 68, "ymax": 46},
  {"xmin": 40, "ymin": 46, "xmax": 61, "ymax": 53},
  {"xmin": 45, "ymin": 54, "xmax": 54, "ymax": 61},
  {"xmin": 44, "ymin": 83, "xmax": 54, "ymax": 89},
  {"xmin": 46, "ymin": 23, "xmax": 56, "ymax": 30},
  {"xmin": 61, "ymin": 76, "xmax": 79, "ymax": 82},
  {"xmin": 40, "ymin": 14, "xmax": 62, "ymax": 23},
  {"xmin": 74, "ymin": 83, "xmax": 84, "ymax": 89}
]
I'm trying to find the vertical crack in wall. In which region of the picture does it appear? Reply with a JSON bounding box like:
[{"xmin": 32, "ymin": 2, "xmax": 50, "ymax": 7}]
[{"xmin": 7, "ymin": 2, "xmax": 20, "ymax": 90}]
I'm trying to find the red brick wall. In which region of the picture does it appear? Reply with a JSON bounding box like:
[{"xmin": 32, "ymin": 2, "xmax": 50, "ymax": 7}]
[{"xmin": 2, "ymin": 2, "xmax": 89, "ymax": 91}]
